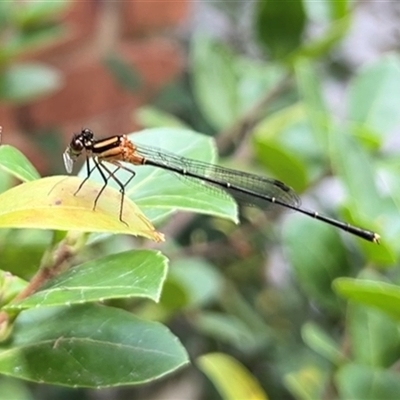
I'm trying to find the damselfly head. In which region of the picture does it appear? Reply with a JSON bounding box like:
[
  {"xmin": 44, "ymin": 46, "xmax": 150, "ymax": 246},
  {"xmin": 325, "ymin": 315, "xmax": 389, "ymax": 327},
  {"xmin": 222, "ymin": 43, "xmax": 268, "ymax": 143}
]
[{"xmin": 63, "ymin": 128, "xmax": 95, "ymax": 173}]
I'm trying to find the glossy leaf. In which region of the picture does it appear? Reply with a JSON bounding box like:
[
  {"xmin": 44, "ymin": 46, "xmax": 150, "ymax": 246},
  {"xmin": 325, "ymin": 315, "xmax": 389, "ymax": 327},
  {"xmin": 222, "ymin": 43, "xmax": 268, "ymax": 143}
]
[
  {"xmin": 0, "ymin": 63, "xmax": 62, "ymax": 104},
  {"xmin": 5, "ymin": 250, "xmax": 168, "ymax": 310},
  {"xmin": 0, "ymin": 176, "xmax": 164, "ymax": 241},
  {"xmin": 255, "ymin": 0, "xmax": 306, "ymax": 59},
  {"xmin": 197, "ymin": 352, "xmax": 268, "ymax": 400},
  {"xmin": 333, "ymin": 278, "xmax": 400, "ymax": 321},
  {"xmin": 0, "ymin": 144, "xmax": 41, "ymax": 182},
  {"xmin": 0, "ymin": 304, "xmax": 189, "ymax": 387},
  {"xmin": 348, "ymin": 55, "xmax": 400, "ymax": 138},
  {"xmin": 78, "ymin": 128, "xmax": 238, "ymax": 223},
  {"xmin": 191, "ymin": 37, "xmax": 238, "ymax": 130},
  {"xmin": 336, "ymin": 363, "xmax": 400, "ymax": 400}
]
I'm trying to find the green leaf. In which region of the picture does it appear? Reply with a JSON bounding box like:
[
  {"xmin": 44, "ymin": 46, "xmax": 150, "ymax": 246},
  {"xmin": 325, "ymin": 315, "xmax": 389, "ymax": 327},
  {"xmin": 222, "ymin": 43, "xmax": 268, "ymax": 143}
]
[
  {"xmin": 0, "ymin": 176, "xmax": 164, "ymax": 242},
  {"xmin": 336, "ymin": 363, "xmax": 400, "ymax": 400},
  {"xmin": 192, "ymin": 312, "xmax": 258, "ymax": 351},
  {"xmin": 290, "ymin": 16, "xmax": 350, "ymax": 61},
  {"xmin": 235, "ymin": 59, "xmax": 284, "ymax": 115},
  {"xmin": 79, "ymin": 128, "xmax": 238, "ymax": 223},
  {"xmin": 197, "ymin": 352, "xmax": 268, "ymax": 400},
  {"xmin": 330, "ymin": 127, "xmax": 381, "ymax": 218},
  {"xmin": 253, "ymin": 103, "xmax": 324, "ymax": 181},
  {"xmin": 218, "ymin": 286, "xmax": 271, "ymax": 345},
  {"xmin": 0, "ymin": 378, "xmax": 33, "ymax": 400},
  {"xmin": 327, "ymin": 0, "xmax": 349, "ymax": 20},
  {"xmin": 0, "ymin": 144, "xmax": 41, "ymax": 182},
  {"xmin": 169, "ymin": 258, "xmax": 223, "ymax": 308},
  {"xmin": 253, "ymin": 140, "xmax": 307, "ymax": 192},
  {"xmin": 134, "ymin": 106, "xmax": 189, "ymax": 129},
  {"xmin": 158, "ymin": 278, "xmax": 189, "ymax": 312},
  {"xmin": 0, "ymin": 167, "xmax": 12, "ymax": 193},
  {"xmin": 5, "ymin": 250, "xmax": 168, "ymax": 310},
  {"xmin": 11, "ymin": 0, "xmax": 70, "ymax": 28},
  {"xmin": 253, "ymin": 103, "xmax": 306, "ymax": 142},
  {"xmin": 255, "ymin": 0, "xmax": 306, "ymax": 59},
  {"xmin": 301, "ymin": 322, "xmax": 346, "ymax": 365},
  {"xmin": 0, "ymin": 63, "xmax": 62, "ymax": 104},
  {"xmin": 333, "ymin": 278, "xmax": 400, "ymax": 321},
  {"xmin": 282, "ymin": 215, "xmax": 349, "ymax": 312},
  {"xmin": 348, "ymin": 54, "xmax": 400, "ymax": 139},
  {"xmin": 0, "ymin": 229, "xmax": 52, "ymax": 279},
  {"xmin": 138, "ymin": 257, "xmax": 222, "ymax": 320},
  {"xmin": 303, "ymin": 0, "xmax": 348, "ymax": 22},
  {"xmin": 0, "ymin": 3, "xmax": 12, "ymax": 30},
  {"xmin": 284, "ymin": 366, "xmax": 326, "ymax": 400},
  {"xmin": 103, "ymin": 54, "xmax": 142, "ymax": 93},
  {"xmin": 347, "ymin": 301, "xmax": 400, "ymax": 368},
  {"xmin": 295, "ymin": 59, "xmax": 330, "ymax": 150},
  {"xmin": 0, "ymin": 304, "xmax": 189, "ymax": 387},
  {"xmin": 0, "ymin": 26, "xmax": 65, "ymax": 67},
  {"xmin": 0, "ymin": 270, "xmax": 27, "ymax": 307},
  {"xmin": 191, "ymin": 36, "xmax": 238, "ymax": 130}
]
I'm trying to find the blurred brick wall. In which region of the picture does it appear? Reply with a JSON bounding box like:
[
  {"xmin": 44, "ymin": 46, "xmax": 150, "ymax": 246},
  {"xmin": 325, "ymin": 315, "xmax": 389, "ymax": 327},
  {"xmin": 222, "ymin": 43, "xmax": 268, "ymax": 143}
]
[{"xmin": 0, "ymin": 0, "xmax": 188, "ymax": 172}]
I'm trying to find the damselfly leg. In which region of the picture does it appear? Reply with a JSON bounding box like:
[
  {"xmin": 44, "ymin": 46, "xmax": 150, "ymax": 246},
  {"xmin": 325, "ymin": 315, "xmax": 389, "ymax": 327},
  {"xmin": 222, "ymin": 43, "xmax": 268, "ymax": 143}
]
[
  {"xmin": 73, "ymin": 154, "xmax": 137, "ymax": 224},
  {"xmin": 63, "ymin": 128, "xmax": 380, "ymax": 243}
]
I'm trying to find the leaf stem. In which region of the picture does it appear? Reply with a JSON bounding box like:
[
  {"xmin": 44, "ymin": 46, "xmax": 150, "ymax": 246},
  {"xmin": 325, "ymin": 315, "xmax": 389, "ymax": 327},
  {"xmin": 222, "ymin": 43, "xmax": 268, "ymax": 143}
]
[{"xmin": 13, "ymin": 232, "xmax": 88, "ymax": 302}]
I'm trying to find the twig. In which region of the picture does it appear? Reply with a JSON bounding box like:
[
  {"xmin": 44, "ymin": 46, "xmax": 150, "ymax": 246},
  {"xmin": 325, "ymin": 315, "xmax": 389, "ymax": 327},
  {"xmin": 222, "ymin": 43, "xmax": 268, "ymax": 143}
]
[
  {"xmin": 12, "ymin": 232, "xmax": 86, "ymax": 303},
  {"xmin": 217, "ymin": 72, "xmax": 292, "ymax": 154},
  {"xmin": 162, "ymin": 73, "xmax": 293, "ymax": 239}
]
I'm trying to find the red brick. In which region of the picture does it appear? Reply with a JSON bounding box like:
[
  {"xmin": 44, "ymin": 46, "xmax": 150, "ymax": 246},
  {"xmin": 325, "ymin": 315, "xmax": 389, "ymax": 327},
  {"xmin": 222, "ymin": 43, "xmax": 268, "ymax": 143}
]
[
  {"xmin": 121, "ymin": 0, "xmax": 189, "ymax": 36},
  {"xmin": 27, "ymin": 38, "xmax": 184, "ymax": 132},
  {"xmin": 0, "ymin": 105, "xmax": 18, "ymax": 135},
  {"xmin": 118, "ymin": 38, "xmax": 185, "ymax": 89},
  {"xmin": 61, "ymin": 102, "xmax": 142, "ymax": 144},
  {"xmin": 26, "ymin": 56, "xmax": 134, "ymax": 128}
]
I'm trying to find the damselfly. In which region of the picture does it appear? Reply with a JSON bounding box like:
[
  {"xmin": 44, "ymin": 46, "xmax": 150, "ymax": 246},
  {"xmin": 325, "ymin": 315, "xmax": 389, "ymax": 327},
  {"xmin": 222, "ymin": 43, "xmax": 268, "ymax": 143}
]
[{"xmin": 63, "ymin": 128, "xmax": 380, "ymax": 243}]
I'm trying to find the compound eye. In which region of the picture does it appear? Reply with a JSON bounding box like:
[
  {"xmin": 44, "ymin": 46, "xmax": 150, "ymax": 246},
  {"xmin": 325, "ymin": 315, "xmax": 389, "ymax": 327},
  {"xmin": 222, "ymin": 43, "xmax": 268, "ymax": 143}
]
[
  {"xmin": 82, "ymin": 128, "xmax": 93, "ymax": 138},
  {"xmin": 72, "ymin": 139, "xmax": 84, "ymax": 152}
]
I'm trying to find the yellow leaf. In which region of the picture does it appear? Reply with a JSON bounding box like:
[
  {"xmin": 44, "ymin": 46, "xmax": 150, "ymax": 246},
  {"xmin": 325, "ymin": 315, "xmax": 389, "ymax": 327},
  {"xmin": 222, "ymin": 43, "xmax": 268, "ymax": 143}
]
[
  {"xmin": 0, "ymin": 176, "xmax": 164, "ymax": 242},
  {"xmin": 197, "ymin": 352, "xmax": 268, "ymax": 400}
]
